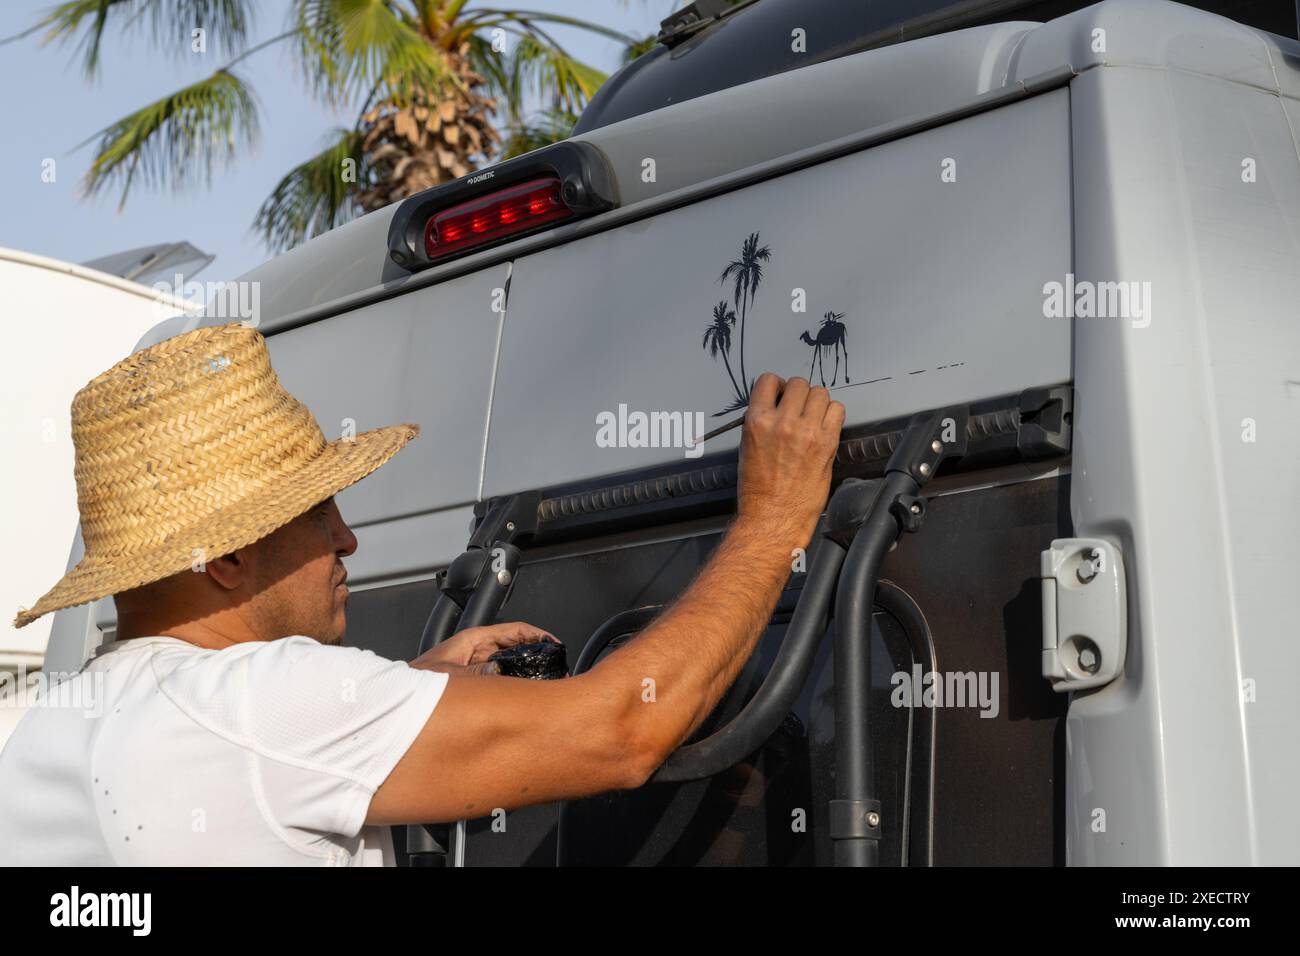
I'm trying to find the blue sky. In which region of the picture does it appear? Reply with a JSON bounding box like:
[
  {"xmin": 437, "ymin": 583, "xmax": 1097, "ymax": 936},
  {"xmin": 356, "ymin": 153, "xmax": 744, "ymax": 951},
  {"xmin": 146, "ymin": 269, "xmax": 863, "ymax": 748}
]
[{"xmin": 0, "ymin": 1, "xmax": 670, "ymax": 282}]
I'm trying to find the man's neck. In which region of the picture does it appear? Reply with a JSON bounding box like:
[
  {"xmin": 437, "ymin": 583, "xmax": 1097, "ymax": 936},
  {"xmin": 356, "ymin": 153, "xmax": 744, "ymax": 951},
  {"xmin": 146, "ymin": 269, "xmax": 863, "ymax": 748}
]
[{"xmin": 114, "ymin": 614, "xmax": 267, "ymax": 650}]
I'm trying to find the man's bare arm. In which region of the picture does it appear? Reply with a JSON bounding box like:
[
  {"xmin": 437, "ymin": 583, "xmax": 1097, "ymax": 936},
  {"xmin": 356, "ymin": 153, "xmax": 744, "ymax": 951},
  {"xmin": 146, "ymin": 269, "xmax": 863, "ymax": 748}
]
[{"xmin": 367, "ymin": 374, "xmax": 844, "ymax": 825}]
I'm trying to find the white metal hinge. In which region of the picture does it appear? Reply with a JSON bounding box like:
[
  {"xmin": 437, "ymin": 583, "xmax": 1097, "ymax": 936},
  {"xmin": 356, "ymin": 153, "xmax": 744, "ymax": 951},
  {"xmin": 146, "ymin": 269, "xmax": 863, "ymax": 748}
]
[{"xmin": 1041, "ymin": 538, "xmax": 1126, "ymax": 692}]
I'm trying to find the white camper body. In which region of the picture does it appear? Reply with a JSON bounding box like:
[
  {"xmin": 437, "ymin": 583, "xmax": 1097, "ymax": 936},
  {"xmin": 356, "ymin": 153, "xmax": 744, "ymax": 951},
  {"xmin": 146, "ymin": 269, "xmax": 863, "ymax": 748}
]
[
  {"xmin": 0, "ymin": 249, "xmax": 194, "ymax": 747},
  {"xmin": 33, "ymin": 0, "xmax": 1300, "ymax": 865}
]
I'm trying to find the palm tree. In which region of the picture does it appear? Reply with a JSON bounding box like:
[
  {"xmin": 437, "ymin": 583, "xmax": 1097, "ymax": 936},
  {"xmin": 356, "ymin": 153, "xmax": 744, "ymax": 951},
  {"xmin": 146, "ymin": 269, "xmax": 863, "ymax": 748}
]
[
  {"xmin": 719, "ymin": 231, "xmax": 772, "ymax": 401},
  {"xmin": 702, "ymin": 300, "xmax": 742, "ymax": 402},
  {"xmin": 14, "ymin": 1, "xmax": 638, "ymax": 252},
  {"xmin": 498, "ymin": 107, "xmax": 579, "ymax": 161}
]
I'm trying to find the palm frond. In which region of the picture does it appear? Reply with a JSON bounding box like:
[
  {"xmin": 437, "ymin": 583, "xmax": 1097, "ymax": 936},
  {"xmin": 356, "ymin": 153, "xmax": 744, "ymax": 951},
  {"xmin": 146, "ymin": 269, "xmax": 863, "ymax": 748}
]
[
  {"xmin": 499, "ymin": 108, "xmax": 577, "ymax": 160},
  {"xmin": 476, "ymin": 27, "xmax": 602, "ymax": 151},
  {"xmin": 622, "ymin": 33, "xmax": 657, "ymax": 65},
  {"xmin": 461, "ymin": 9, "xmax": 639, "ymax": 47},
  {"xmin": 540, "ymin": 42, "xmax": 607, "ymax": 112},
  {"xmin": 714, "ymin": 394, "xmax": 749, "ymax": 417},
  {"xmin": 80, "ymin": 69, "xmax": 259, "ymax": 209},
  {"xmin": 253, "ymin": 127, "xmax": 366, "ymax": 253},
  {"xmin": 29, "ymin": 0, "xmax": 123, "ymax": 75},
  {"xmin": 293, "ymin": 0, "xmax": 346, "ymax": 97},
  {"xmin": 506, "ymin": 32, "xmax": 605, "ymax": 115},
  {"xmin": 464, "ymin": 29, "xmax": 525, "ymax": 124},
  {"xmin": 702, "ymin": 320, "xmax": 731, "ymax": 358},
  {"xmin": 465, "ymin": 32, "xmax": 511, "ymax": 98},
  {"xmin": 33, "ymin": 0, "xmax": 255, "ymax": 76},
  {"xmin": 294, "ymin": 0, "xmax": 449, "ymax": 105},
  {"xmin": 720, "ymin": 259, "xmax": 746, "ymax": 309}
]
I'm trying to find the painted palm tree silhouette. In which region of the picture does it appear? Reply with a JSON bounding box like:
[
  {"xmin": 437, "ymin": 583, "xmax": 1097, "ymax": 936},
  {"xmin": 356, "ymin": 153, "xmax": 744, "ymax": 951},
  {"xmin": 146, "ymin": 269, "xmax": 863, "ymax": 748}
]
[
  {"xmin": 799, "ymin": 311, "xmax": 850, "ymax": 386},
  {"xmin": 702, "ymin": 301, "xmax": 744, "ymax": 403},
  {"xmin": 719, "ymin": 232, "xmax": 772, "ymax": 401}
]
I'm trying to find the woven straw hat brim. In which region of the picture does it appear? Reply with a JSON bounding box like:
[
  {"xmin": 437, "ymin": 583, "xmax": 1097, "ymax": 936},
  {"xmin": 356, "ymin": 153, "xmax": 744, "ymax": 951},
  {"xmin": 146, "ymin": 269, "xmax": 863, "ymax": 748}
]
[{"xmin": 12, "ymin": 422, "xmax": 418, "ymax": 630}]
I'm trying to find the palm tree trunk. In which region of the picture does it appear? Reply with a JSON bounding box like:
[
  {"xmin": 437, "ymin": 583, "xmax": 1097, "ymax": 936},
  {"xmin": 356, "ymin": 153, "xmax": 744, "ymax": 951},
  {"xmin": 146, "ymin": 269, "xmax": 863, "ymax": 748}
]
[
  {"xmin": 738, "ymin": 288, "xmax": 750, "ymax": 401},
  {"xmin": 721, "ymin": 349, "xmax": 743, "ymax": 401}
]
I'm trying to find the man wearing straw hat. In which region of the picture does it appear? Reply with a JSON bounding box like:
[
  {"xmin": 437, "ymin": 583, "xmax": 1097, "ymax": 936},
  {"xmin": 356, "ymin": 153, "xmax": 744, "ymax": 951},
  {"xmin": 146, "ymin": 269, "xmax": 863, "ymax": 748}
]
[{"xmin": 0, "ymin": 322, "xmax": 843, "ymax": 865}]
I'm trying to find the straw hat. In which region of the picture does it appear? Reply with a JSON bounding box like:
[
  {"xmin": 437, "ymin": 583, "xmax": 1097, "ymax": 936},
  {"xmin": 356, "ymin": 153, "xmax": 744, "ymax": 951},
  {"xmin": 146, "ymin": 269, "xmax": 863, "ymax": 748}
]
[{"xmin": 12, "ymin": 322, "xmax": 419, "ymax": 629}]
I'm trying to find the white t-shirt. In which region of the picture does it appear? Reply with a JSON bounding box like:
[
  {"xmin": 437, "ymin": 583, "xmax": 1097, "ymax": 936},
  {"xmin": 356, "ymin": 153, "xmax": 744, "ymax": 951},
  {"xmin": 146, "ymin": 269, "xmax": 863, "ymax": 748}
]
[{"xmin": 0, "ymin": 635, "xmax": 447, "ymax": 866}]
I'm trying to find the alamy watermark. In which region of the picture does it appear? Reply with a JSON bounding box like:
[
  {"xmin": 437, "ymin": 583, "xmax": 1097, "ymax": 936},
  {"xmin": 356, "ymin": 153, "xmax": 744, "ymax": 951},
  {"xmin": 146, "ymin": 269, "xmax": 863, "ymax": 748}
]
[
  {"xmin": 0, "ymin": 667, "xmax": 104, "ymax": 718},
  {"xmin": 596, "ymin": 404, "xmax": 708, "ymax": 459},
  {"xmin": 50, "ymin": 886, "xmax": 150, "ymax": 936},
  {"xmin": 1043, "ymin": 273, "xmax": 1152, "ymax": 329},
  {"xmin": 151, "ymin": 274, "xmax": 261, "ymax": 324},
  {"xmin": 890, "ymin": 665, "xmax": 999, "ymax": 719}
]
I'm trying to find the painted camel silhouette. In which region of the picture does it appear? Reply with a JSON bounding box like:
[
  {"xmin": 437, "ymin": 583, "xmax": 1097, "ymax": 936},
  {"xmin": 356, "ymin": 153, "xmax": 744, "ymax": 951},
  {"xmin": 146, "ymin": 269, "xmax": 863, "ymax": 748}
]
[{"xmin": 799, "ymin": 312, "xmax": 850, "ymax": 386}]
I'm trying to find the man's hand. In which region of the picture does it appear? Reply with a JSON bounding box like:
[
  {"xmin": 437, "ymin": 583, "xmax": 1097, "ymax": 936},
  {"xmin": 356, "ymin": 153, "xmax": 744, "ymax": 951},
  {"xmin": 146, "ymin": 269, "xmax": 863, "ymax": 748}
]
[
  {"xmin": 411, "ymin": 621, "xmax": 559, "ymax": 675},
  {"xmin": 736, "ymin": 373, "xmax": 845, "ymax": 548}
]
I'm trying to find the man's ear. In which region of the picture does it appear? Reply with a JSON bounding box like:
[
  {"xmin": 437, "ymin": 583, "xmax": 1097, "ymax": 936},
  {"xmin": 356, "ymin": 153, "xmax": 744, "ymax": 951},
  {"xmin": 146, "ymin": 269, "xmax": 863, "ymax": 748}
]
[{"xmin": 202, "ymin": 549, "xmax": 249, "ymax": 591}]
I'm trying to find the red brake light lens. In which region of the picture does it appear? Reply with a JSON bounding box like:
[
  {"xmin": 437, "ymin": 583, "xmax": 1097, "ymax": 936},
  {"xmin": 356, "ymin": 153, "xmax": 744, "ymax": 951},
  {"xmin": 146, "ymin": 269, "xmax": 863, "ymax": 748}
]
[{"xmin": 424, "ymin": 176, "xmax": 571, "ymax": 261}]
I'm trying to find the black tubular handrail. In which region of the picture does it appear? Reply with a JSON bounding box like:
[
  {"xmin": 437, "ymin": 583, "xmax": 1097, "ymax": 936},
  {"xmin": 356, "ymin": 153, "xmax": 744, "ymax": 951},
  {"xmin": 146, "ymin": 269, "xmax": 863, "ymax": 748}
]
[
  {"xmin": 417, "ymin": 586, "xmax": 466, "ymax": 657},
  {"xmin": 872, "ymin": 580, "xmax": 938, "ymax": 867},
  {"xmin": 650, "ymin": 528, "xmax": 848, "ymax": 783},
  {"xmin": 408, "ymin": 495, "xmax": 536, "ymax": 866},
  {"xmin": 831, "ymin": 470, "xmax": 914, "ymax": 867},
  {"xmin": 571, "ymin": 605, "xmax": 666, "ymax": 675},
  {"xmin": 829, "ymin": 406, "xmax": 966, "ymax": 867}
]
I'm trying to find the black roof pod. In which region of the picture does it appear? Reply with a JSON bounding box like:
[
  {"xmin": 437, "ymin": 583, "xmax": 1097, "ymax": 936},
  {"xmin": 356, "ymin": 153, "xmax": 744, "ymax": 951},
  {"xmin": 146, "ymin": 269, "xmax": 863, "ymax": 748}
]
[{"xmin": 574, "ymin": 0, "xmax": 1300, "ymax": 134}]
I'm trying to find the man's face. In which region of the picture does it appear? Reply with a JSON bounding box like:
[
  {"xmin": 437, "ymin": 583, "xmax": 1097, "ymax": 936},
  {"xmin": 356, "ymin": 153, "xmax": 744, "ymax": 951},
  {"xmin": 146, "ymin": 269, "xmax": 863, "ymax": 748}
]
[{"xmin": 251, "ymin": 496, "xmax": 357, "ymax": 645}]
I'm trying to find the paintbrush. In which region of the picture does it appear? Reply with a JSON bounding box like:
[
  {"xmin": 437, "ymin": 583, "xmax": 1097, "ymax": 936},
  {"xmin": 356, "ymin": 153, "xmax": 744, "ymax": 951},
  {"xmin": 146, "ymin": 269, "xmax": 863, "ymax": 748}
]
[
  {"xmin": 697, "ymin": 414, "xmax": 747, "ymax": 444},
  {"xmin": 691, "ymin": 383, "xmax": 788, "ymax": 447}
]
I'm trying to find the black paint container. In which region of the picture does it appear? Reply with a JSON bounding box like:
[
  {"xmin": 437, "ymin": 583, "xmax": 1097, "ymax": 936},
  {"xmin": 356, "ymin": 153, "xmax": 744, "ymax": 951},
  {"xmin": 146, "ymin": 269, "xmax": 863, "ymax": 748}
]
[{"xmin": 489, "ymin": 641, "xmax": 568, "ymax": 680}]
